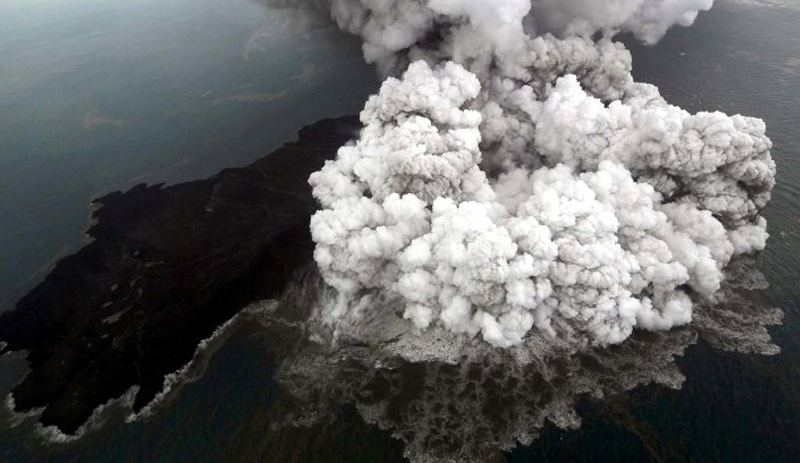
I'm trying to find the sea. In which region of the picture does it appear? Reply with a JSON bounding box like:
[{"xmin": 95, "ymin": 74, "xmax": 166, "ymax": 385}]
[{"xmin": 0, "ymin": 0, "xmax": 798, "ymax": 461}]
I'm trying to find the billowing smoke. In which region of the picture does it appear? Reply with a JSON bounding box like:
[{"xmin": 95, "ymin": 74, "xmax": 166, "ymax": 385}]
[
  {"xmin": 267, "ymin": 0, "xmax": 775, "ymax": 348},
  {"xmin": 255, "ymin": 258, "xmax": 781, "ymax": 463}
]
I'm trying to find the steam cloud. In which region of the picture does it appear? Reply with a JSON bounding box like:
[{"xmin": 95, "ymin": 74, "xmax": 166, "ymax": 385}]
[
  {"xmin": 267, "ymin": 0, "xmax": 775, "ymax": 348},
  {"xmin": 258, "ymin": 258, "xmax": 781, "ymax": 463}
]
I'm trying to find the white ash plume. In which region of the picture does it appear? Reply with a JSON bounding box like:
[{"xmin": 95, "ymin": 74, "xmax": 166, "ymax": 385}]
[
  {"xmin": 265, "ymin": 0, "xmax": 775, "ymax": 348},
  {"xmin": 529, "ymin": 0, "xmax": 714, "ymax": 44},
  {"xmin": 261, "ymin": 1, "xmax": 716, "ymax": 74},
  {"xmin": 257, "ymin": 260, "xmax": 781, "ymax": 463}
]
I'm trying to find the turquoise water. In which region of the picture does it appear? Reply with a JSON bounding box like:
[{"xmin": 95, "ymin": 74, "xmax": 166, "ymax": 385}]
[{"xmin": 2, "ymin": 0, "xmax": 799, "ymax": 462}]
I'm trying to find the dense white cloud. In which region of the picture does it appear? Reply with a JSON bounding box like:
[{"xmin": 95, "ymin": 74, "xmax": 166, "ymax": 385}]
[
  {"xmin": 529, "ymin": 0, "xmax": 714, "ymax": 43},
  {"xmin": 267, "ymin": 258, "xmax": 781, "ymax": 463},
  {"xmin": 272, "ymin": 0, "xmax": 775, "ymax": 348},
  {"xmin": 263, "ymin": 0, "xmax": 716, "ymax": 70}
]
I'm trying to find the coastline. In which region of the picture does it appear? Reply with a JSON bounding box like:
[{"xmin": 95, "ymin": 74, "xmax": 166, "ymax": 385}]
[{"xmin": 0, "ymin": 115, "xmax": 361, "ymax": 435}]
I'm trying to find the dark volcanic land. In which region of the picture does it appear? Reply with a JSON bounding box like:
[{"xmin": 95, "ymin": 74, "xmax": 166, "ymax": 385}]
[{"xmin": 0, "ymin": 115, "xmax": 360, "ymax": 434}]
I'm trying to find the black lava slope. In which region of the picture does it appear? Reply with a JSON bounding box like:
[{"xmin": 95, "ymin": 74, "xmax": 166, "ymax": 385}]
[{"xmin": 0, "ymin": 116, "xmax": 360, "ymax": 434}]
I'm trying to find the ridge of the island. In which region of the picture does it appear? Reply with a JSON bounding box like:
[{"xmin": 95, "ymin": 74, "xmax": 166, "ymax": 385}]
[{"xmin": 0, "ymin": 115, "xmax": 361, "ymax": 434}]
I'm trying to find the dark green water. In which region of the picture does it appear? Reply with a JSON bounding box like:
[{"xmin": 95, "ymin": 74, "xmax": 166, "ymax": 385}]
[
  {"xmin": 0, "ymin": 0, "xmax": 379, "ymax": 311},
  {"xmin": 1, "ymin": 1, "xmax": 799, "ymax": 462}
]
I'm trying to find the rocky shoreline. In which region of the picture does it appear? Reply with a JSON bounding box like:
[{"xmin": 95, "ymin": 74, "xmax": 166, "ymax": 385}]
[{"xmin": 0, "ymin": 116, "xmax": 360, "ymax": 434}]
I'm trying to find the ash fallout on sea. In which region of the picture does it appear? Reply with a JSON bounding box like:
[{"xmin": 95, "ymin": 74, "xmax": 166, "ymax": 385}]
[{"xmin": 266, "ymin": 0, "xmax": 776, "ymax": 349}]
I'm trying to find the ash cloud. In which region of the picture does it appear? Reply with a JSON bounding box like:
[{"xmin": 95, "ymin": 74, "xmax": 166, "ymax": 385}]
[
  {"xmin": 266, "ymin": 0, "xmax": 775, "ymax": 348},
  {"xmin": 257, "ymin": 258, "xmax": 781, "ymax": 463}
]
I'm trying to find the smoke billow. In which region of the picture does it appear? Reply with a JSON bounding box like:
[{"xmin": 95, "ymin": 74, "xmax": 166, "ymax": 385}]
[
  {"xmin": 256, "ymin": 258, "xmax": 781, "ymax": 463},
  {"xmin": 266, "ymin": 0, "xmax": 775, "ymax": 348}
]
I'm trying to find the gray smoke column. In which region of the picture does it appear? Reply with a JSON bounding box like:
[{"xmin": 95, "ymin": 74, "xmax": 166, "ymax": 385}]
[
  {"xmin": 258, "ymin": 258, "xmax": 781, "ymax": 463},
  {"xmin": 269, "ymin": 0, "xmax": 775, "ymax": 348}
]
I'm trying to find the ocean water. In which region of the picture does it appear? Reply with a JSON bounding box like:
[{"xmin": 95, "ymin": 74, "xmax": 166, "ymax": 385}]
[
  {"xmin": 1, "ymin": 1, "xmax": 799, "ymax": 462},
  {"xmin": 0, "ymin": 0, "xmax": 379, "ymax": 312}
]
